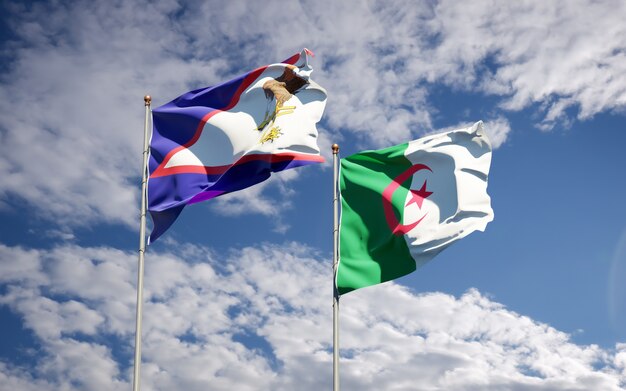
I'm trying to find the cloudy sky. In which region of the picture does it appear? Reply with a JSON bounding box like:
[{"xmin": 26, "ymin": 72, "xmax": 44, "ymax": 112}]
[{"xmin": 1, "ymin": 0, "xmax": 626, "ymax": 390}]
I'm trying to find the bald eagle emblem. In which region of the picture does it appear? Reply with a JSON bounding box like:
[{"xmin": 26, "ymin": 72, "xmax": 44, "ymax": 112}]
[{"xmin": 256, "ymin": 64, "xmax": 309, "ymax": 143}]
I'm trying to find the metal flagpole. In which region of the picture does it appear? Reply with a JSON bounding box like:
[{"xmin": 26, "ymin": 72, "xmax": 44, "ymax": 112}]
[
  {"xmin": 132, "ymin": 95, "xmax": 151, "ymax": 391},
  {"xmin": 332, "ymin": 143, "xmax": 340, "ymax": 391}
]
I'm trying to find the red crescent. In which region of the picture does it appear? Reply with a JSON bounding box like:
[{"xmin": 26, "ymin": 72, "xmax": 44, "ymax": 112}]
[{"xmin": 382, "ymin": 164, "xmax": 432, "ymax": 236}]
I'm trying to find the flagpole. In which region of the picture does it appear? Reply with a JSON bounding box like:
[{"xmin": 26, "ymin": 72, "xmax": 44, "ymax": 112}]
[
  {"xmin": 132, "ymin": 95, "xmax": 151, "ymax": 391},
  {"xmin": 332, "ymin": 143, "xmax": 340, "ymax": 391}
]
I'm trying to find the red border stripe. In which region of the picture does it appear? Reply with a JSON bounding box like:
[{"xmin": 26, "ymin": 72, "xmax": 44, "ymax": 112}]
[{"xmin": 150, "ymin": 152, "xmax": 324, "ymax": 178}]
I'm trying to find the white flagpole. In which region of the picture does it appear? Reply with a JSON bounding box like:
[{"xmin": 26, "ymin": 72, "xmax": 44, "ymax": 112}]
[
  {"xmin": 132, "ymin": 95, "xmax": 151, "ymax": 391},
  {"xmin": 332, "ymin": 143, "xmax": 340, "ymax": 391}
]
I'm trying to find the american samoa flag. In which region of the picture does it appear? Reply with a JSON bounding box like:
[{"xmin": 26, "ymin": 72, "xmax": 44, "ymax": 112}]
[{"xmin": 147, "ymin": 49, "xmax": 327, "ymax": 243}]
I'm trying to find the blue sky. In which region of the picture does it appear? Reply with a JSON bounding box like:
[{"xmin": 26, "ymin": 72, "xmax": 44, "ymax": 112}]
[{"xmin": 1, "ymin": 1, "xmax": 626, "ymax": 390}]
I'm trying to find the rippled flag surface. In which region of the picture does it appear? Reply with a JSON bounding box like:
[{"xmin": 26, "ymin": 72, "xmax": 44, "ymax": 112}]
[
  {"xmin": 148, "ymin": 49, "xmax": 327, "ymax": 243},
  {"xmin": 337, "ymin": 122, "xmax": 494, "ymax": 294}
]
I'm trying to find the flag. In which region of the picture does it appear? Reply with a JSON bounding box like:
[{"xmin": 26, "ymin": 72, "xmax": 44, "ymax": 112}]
[
  {"xmin": 336, "ymin": 121, "xmax": 493, "ymax": 295},
  {"xmin": 147, "ymin": 49, "xmax": 327, "ymax": 243}
]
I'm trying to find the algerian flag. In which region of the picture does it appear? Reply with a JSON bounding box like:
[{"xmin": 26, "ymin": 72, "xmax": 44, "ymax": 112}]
[{"xmin": 336, "ymin": 121, "xmax": 493, "ymax": 295}]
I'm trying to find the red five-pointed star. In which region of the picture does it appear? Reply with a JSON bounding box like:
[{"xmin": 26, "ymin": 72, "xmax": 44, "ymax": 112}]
[{"xmin": 405, "ymin": 180, "xmax": 432, "ymax": 209}]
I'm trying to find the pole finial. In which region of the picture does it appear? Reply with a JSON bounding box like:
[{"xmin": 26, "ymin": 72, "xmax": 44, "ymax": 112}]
[
  {"xmin": 332, "ymin": 144, "xmax": 339, "ymax": 154},
  {"xmin": 144, "ymin": 95, "xmax": 151, "ymax": 106}
]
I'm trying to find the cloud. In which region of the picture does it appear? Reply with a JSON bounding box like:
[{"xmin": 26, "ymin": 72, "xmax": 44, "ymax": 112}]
[
  {"xmin": 429, "ymin": 0, "xmax": 626, "ymax": 129},
  {"xmin": 0, "ymin": 241, "xmax": 625, "ymax": 390},
  {"xmin": 0, "ymin": 0, "xmax": 624, "ymax": 228},
  {"xmin": 0, "ymin": 1, "xmax": 225, "ymax": 229},
  {"xmin": 482, "ymin": 116, "xmax": 512, "ymax": 149},
  {"xmin": 207, "ymin": 172, "xmax": 305, "ymax": 234},
  {"xmin": 43, "ymin": 229, "xmax": 76, "ymax": 241}
]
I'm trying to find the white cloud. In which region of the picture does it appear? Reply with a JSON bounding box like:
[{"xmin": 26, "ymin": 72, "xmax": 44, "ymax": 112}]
[
  {"xmin": 209, "ymin": 175, "xmax": 292, "ymax": 218},
  {"xmin": 482, "ymin": 116, "xmax": 512, "ymax": 149},
  {"xmin": 207, "ymin": 173, "xmax": 301, "ymax": 234},
  {"xmin": 430, "ymin": 0, "xmax": 626, "ymax": 129},
  {"xmin": 0, "ymin": 1, "xmax": 225, "ymax": 229},
  {"xmin": 0, "ymin": 241, "xmax": 625, "ymax": 390},
  {"xmin": 43, "ymin": 229, "xmax": 76, "ymax": 241}
]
